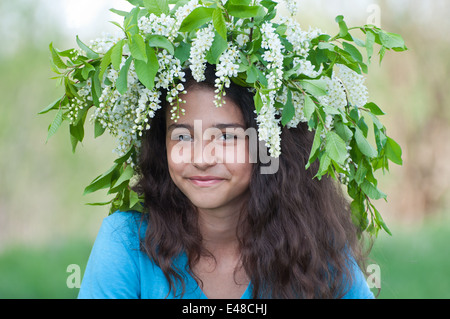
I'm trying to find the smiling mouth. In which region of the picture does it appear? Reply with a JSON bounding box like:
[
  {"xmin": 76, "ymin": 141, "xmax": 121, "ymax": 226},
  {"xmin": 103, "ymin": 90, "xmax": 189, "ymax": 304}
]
[{"xmin": 187, "ymin": 176, "xmax": 225, "ymax": 187}]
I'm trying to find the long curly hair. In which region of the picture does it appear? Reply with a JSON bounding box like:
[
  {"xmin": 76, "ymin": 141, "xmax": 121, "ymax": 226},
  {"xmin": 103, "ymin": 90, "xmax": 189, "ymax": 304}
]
[{"xmin": 134, "ymin": 64, "xmax": 367, "ymax": 299}]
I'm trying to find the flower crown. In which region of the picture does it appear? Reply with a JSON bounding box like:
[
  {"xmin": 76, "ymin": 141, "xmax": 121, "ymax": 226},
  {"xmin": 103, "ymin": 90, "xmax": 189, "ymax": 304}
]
[{"xmin": 41, "ymin": 0, "xmax": 406, "ymax": 236}]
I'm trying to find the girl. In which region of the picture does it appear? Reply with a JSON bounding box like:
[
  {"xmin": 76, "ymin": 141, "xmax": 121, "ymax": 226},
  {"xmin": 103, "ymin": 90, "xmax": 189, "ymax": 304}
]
[{"xmin": 78, "ymin": 65, "xmax": 374, "ymax": 299}]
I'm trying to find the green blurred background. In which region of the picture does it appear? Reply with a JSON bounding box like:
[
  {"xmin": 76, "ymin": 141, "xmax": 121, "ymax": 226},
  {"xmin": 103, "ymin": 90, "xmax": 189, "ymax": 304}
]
[{"xmin": 0, "ymin": 0, "xmax": 449, "ymax": 299}]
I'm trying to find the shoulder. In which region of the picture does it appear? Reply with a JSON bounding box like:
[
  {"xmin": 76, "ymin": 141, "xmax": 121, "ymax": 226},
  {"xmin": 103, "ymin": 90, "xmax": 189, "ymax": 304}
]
[
  {"xmin": 98, "ymin": 210, "xmax": 147, "ymax": 246},
  {"xmin": 103, "ymin": 210, "xmax": 145, "ymax": 230},
  {"xmin": 78, "ymin": 210, "xmax": 147, "ymax": 299},
  {"xmin": 341, "ymin": 257, "xmax": 375, "ymax": 299}
]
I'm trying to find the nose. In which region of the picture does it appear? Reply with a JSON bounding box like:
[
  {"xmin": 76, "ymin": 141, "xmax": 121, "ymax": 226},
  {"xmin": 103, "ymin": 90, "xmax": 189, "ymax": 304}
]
[{"xmin": 192, "ymin": 138, "xmax": 218, "ymax": 170}]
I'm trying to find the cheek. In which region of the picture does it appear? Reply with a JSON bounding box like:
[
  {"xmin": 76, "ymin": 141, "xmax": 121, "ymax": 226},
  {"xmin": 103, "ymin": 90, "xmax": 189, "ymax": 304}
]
[
  {"xmin": 166, "ymin": 139, "xmax": 193, "ymax": 165},
  {"xmin": 166, "ymin": 141, "xmax": 187, "ymax": 183},
  {"xmin": 221, "ymin": 138, "xmax": 251, "ymax": 164},
  {"xmin": 228, "ymin": 161, "xmax": 253, "ymax": 188}
]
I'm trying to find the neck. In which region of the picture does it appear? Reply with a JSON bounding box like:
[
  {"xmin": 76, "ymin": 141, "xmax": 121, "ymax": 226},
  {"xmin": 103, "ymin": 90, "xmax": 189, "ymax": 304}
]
[{"xmin": 197, "ymin": 206, "xmax": 241, "ymax": 253}]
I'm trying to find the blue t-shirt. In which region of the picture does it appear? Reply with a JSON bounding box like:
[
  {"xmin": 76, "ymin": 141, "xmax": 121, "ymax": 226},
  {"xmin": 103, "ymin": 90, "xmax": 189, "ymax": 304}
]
[{"xmin": 78, "ymin": 211, "xmax": 374, "ymax": 299}]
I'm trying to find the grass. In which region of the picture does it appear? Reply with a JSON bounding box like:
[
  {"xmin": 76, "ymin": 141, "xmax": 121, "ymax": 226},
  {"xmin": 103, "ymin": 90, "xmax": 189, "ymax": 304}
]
[
  {"xmin": 0, "ymin": 239, "xmax": 92, "ymax": 299},
  {"xmin": 0, "ymin": 216, "xmax": 449, "ymax": 299},
  {"xmin": 369, "ymin": 216, "xmax": 450, "ymax": 299}
]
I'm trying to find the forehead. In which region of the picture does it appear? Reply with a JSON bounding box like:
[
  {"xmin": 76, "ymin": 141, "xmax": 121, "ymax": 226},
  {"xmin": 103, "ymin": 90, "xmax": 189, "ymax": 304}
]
[{"xmin": 166, "ymin": 87, "xmax": 244, "ymax": 128}]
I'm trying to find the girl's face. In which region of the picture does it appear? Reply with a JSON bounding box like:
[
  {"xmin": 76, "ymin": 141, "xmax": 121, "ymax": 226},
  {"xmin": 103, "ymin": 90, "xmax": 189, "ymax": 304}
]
[{"xmin": 166, "ymin": 87, "xmax": 252, "ymax": 213}]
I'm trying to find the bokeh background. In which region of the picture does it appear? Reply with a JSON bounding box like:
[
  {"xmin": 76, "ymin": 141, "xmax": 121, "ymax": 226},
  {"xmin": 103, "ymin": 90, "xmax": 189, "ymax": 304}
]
[{"xmin": 1, "ymin": 0, "xmax": 449, "ymax": 298}]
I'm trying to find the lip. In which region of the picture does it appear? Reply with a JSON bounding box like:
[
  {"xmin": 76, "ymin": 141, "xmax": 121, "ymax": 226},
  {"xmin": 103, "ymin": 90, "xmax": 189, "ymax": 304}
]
[{"xmin": 187, "ymin": 176, "xmax": 226, "ymax": 187}]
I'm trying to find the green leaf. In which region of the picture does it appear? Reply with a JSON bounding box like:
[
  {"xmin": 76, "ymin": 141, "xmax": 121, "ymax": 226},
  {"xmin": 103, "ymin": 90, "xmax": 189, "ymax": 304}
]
[
  {"xmin": 325, "ymin": 131, "xmax": 348, "ymax": 165},
  {"xmin": 86, "ymin": 200, "xmax": 114, "ymax": 206},
  {"xmin": 69, "ymin": 109, "xmax": 87, "ymax": 152},
  {"xmin": 46, "ymin": 109, "xmax": 64, "ymax": 142},
  {"xmin": 92, "ymin": 68, "xmax": 102, "ymax": 107},
  {"xmin": 147, "ymin": 35, "xmax": 175, "ymax": 55},
  {"xmin": 39, "ymin": 97, "xmax": 63, "ymax": 115},
  {"xmin": 354, "ymin": 127, "xmax": 377, "ymax": 158},
  {"xmin": 303, "ymin": 94, "xmax": 316, "ymax": 121},
  {"xmin": 379, "ymin": 31, "xmax": 406, "ymax": 50},
  {"xmin": 350, "ymin": 199, "xmax": 368, "ymax": 230},
  {"xmin": 365, "ymin": 30, "xmax": 375, "ymax": 61},
  {"xmin": 115, "ymin": 146, "xmax": 134, "ymax": 165},
  {"xmin": 246, "ymin": 65, "xmax": 258, "ymax": 84},
  {"xmin": 354, "ymin": 161, "xmax": 368, "ymax": 185},
  {"xmin": 357, "ymin": 117, "xmax": 369, "ymax": 137},
  {"xmin": 99, "ymin": 46, "xmax": 113, "ymax": 81},
  {"xmin": 335, "ymin": 15, "xmax": 348, "ymax": 38},
  {"xmin": 70, "ymin": 131, "xmax": 79, "ymax": 153},
  {"xmin": 179, "ymin": 7, "xmax": 214, "ymax": 33},
  {"xmin": 109, "ymin": 8, "xmax": 129, "ymax": 17},
  {"xmin": 213, "ymin": 8, "xmax": 227, "ymax": 41},
  {"xmin": 306, "ymin": 124, "xmax": 323, "ymax": 170},
  {"xmin": 226, "ymin": 5, "xmax": 265, "ymax": 18},
  {"xmin": 124, "ymin": 6, "xmax": 140, "ymax": 36},
  {"xmin": 129, "ymin": 190, "xmax": 141, "ymax": 208},
  {"xmin": 370, "ymin": 113, "xmax": 384, "ymax": 131},
  {"xmin": 364, "ymin": 102, "xmax": 385, "ymax": 116},
  {"xmin": 81, "ymin": 63, "xmax": 95, "ymax": 80},
  {"xmin": 83, "ymin": 165, "xmax": 120, "ymax": 196},
  {"xmin": 129, "ymin": 34, "xmax": 148, "ymax": 62},
  {"xmin": 70, "ymin": 120, "xmax": 84, "ymax": 143},
  {"xmin": 259, "ymin": 0, "xmax": 277, "ymax": 11},
  {"xmin": 49, "ymin": 43, "xmax": 67, "ymax": 69},
  {"xmin": 174, "ymin": 41, "xmax": 191, "ymax": 64},
  {"xmin": 373, "ymin": 124, "xmax": 387, "ymax": 152},
  {"xmin": 111, "ymin": 39, "xmax": 124, "ymax": 70},
  {"xmin": 379, "ymin": 46, "xmax": 387, "ymax": 64},
  {"xmin": 342, "ymin": 42, "xmax": 363, "ymax": 63},
  {"xmin": 254, "ymin": 91, "xmax": 263, "ymax": 113},
  {"xmin": 361, "ymin": 180, "xmax": 387, "ymax": 200},
  {"xmin": 281, "ymin": 89, "xmax": 294, "ymax": 126},
  {"xmin": 229, "ymin": 0, "xmax": 252, "ymax": 5},
  {"xmin": 299, "ymin": 79, "xmax": 328, "ymax": 98},
  {"xmin": 94, "ymin": 120, "xmax": 106, "ymax": 138},
  {"xmin": 256, "ymin": 67, "xmax": 268, "ymax": 87},
  {"xmin": 134, "ymin": 45, "xmax": 158, "ymax": 90},
  {"xmin": 316, "ymin": 153, "xmax": 331, "ymax": 178},
  {"xmin": 206, "ymin": 32, "xmax": 228, "ymax": 65},
  {"xmin": 117, "ymin": 56, "xmax": 133, "ymax": 95},
  {"xmin": 334, "ymin": 120, "xmax": 353, "ymax": 142},
  {"xmin": 372, "ymin": 204, "xmax": 392, "ymax": 235},
  {"xmin": 385, "ymin": 137, "xmax": 403, "ymax": 165},
  {"xmin": 112, "ymin": 165, "xmax": 135, "ymax": 189},
  {"xmin": 127, "ymin": 0, "xmax": 144, "ymax": 6},
  {"xmin": 143, "ymin": 0, "xmax": 169, "ymax": 16},
  {"xmin": 76, "ymin": 35, "xmax": 99, "ymax": 59}
]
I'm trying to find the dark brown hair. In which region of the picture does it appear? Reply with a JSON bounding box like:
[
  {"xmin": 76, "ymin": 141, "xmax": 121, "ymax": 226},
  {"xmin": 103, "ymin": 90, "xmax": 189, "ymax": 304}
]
[{"xmin": 134, "ymin": 64, "xmax": 367, "ymax": 298}]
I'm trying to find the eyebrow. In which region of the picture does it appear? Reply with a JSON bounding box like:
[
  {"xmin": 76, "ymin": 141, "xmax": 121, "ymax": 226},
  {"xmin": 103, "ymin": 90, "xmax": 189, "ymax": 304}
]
[
  {"xmin": 167, "ymin": 123, "xmax": 246, "ymax": 132},
  {"xmin": 167, "ymin": 123, "xmax": 192, "ymax": 132}
]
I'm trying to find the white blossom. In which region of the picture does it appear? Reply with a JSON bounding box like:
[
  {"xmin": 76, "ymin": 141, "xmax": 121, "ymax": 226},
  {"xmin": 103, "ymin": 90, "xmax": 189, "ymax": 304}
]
[
  {"xmin": 256, "ymin": 91, "xmax": 282, "ymax": 157},
  {"xmin": 281, "ymin": 17, "xmax": 322, "ymax": 57},
  {"xmin": 319, "ymin": 64, "xmax": 369, "ymax": 117},
  {"xmin": 261, "ymin": 22, "xmax": 284, "ymax": 91},
  {"xmin": 138, "ymin": 13, "xmax": 176, "ymax": 39},
  {"xmin": 335, "ymin": 64, "xmax": 369, "ymax": 107},
  {"xmin": 174, "ymin": 0, "xmax": 200, "ymax": 33},
  {"xmin": 287, "ymin": 91, "xmax": 308, "ymax": 128},
  {"xmin": 189, "ymin": 23, "xmax": 215, "ymax": 82},
  {"xmin": 88, "ymin": 33, "xmax": 118, "ymax": 54},
  {"xmin": 294, "ymin": 58, "xmax": 323, "ymax": 78},
  {"xmin": 320, "ymin": 75, "xmax": 348, "ymax": 112},
  {"xmin": 214, "ymin": 44, "xmax": 241, "ymax": 107},
  {"xmin": 282, "ymin": 0, "xmax": 299, "ymax": 16}
]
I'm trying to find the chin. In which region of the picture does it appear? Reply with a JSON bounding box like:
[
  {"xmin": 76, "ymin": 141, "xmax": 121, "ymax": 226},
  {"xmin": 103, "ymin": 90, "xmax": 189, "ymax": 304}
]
[{"xmin": 188, "ymin": 197, "xmax": 226, "ymax": 210}]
